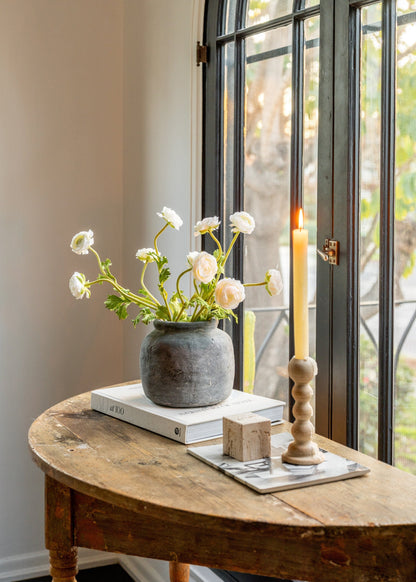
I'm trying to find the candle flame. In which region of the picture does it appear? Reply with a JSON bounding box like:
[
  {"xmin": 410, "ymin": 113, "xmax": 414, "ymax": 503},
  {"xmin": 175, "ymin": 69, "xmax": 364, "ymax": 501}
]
[{"xmin": 298, "ymin": 208, "xmax": 304, "ymax": 230}]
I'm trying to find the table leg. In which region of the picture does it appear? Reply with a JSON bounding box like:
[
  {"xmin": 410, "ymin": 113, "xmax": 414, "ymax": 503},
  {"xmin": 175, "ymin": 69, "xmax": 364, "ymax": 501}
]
[
  {"xmin": 49, "ymin": 548, "xmax": 78, "ymax": 582},
  {"xmin": 169, "ymin": 561, "xmax": 190, "ymax": 582},
  {"xmin": 45, "ymin": 476, "xmax": 78, "ymax": 582}
]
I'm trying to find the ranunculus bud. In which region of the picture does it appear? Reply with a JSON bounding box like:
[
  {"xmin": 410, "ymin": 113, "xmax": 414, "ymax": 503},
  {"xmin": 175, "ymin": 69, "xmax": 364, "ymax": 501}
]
[
  {"xmin": 215, "ymin": 278, "xmax": 245, "ymax": 309},
  {"xmin": 69, "ymin": 272, "xmax": 90, "ymax": 299},
  {"xmin": 229, "ymin": 211, "xmax": 255, "ymax": 235},
  {"xmin": 157, "ymin": 207, "xmax": 183, "ymax": 230},
  {"xmin": 194, "ymin": 216, "xmax": 221, "ymax": 236},
  {"xmin": 136, "ymin": 247, "xmax": 157, "ymax": 262},
  {"xmin": 70, "ymin": 230, "xmax": 94, "ymax": 255},
  {"xmin": 265, "ymin": 268, "xmax": 283, "ymax": 296},
  {"xmin": 187, "ymin": 251, "xmax": 200, "ymax": 266},
  {"xmin": 192, "ymin": 251, "xmax": 218, "ymax": 284}
]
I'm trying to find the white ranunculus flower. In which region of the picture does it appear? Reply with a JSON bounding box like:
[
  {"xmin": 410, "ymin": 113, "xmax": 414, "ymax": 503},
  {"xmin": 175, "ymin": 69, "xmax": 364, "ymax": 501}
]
[
  {"xmin": 215, "ymin": 278, "xmax": 245, "ymax": 310},
  {"xmin": 194, "ymin": 216, "xmax": 221, "ymax": 236},
  {"xmin": 70, "ymin": 230, "xmax": 94, "ymax": 255},
  {"xmin": 265, "ymin": 268, "xmax": 283, "ymax": 296},
  {"xmin": 192, "ymin": 251, "xmax": 218, "ymax": 284},
  {"xmin": 229, "ymin": 211, "xmax": 255, "ymax": 235},
  {"xmin": 69, "ymin": 272, "xmax": 90, "ymax": 300},
  {"xmin": 187, "ymin": 251, "xmax": 200, "ymax": 266},
  {"xmin": 157, "ymin": 207, "xmax": 183, "ymax": 230},
  {"xmin": 136, "ymin": 247, "xmax": 157, "ymax": 262}
]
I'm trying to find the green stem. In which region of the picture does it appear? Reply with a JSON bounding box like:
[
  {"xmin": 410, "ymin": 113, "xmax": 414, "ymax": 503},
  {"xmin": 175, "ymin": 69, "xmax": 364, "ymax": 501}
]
[
  {"xmin": 154, "ymin": 223, "xmax": 169, "ymax": 255},
  {"xmin": 90, "ymin": 247, "xmax": 107, "ymax": 276},
  {"xmin": 209, "ymin": 230, "xmax": 223, "ymax": 256},
  {"xmin": 191, "ymin": 305, "xmax": 206, "ymax": 322},
  {"xmin": 222, "ymin": 232, "xmax": 240, "ymax": 272},
  {"xmin": 176, "ymin": 267, "xmax": 193, "ymax": 306},
  {"xmin": 89, "ymin": 246, "xmax": 157, "ymax": 307},
  {"xmin": 175, "ymin": 303, "xmax": 188, "ymax": 322},
  {"xmin": 87, "ymin": 277, "xmax": 156, "ymax": 309},
  {"xmin": 140, "ymin": 262, "xmax": 160, "ymax": 305},
  {"xmin": 244, "ymin": 281, "xmax": 267, "ymax": 288},
  {"xmin": 162, "ymin": 290, "xmax": 172, "ymax": 320},
  {"xmin": 199, "ymin": 232, "xmax": 241, "ymax": 314},
  {"xmin": 153, "ymin": 223, "xmax": 172, "ymax": 316}
]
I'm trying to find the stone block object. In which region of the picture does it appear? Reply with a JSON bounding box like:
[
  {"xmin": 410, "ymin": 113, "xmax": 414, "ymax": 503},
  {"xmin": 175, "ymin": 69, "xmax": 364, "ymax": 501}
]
[{"xmin": 223, "ymin": 412, "xmax": 271, "ymax": 462}]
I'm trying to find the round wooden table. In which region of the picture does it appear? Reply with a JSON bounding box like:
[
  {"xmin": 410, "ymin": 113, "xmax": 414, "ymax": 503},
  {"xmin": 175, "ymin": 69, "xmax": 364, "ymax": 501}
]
[{"xmin": 28, "ymin": 387, "xmax": 416, "ymax": 582}]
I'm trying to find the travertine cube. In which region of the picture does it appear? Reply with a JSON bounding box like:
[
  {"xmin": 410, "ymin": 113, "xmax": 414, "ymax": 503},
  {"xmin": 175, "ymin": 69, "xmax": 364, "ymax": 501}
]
[{"xmin": 223, "ymin": 412, "xmax": 271, "ymax": 461}]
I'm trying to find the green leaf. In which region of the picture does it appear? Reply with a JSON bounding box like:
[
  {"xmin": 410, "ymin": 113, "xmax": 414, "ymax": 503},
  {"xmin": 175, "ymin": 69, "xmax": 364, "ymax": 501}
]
[
  {"xmin": 101, "ymin": 258, "xmax": 114, "ymax": 278},
  {"xmin": 133, "ymin": 307, "xmax": 156, "ymax": 326},
  {"xmin": 192, "ymin": 296, "xmax": 211, "ymax": 310},
  {"xmin": 104, "ymin": 294, "xmax": 130, "ymax": 320},
  {"xmin": 159, "ymin": 266, "xmax": 171, "ymax": 285},
  {"xmin": 155, "ymin": 254, "xmax": 168, "ymax": 268},
  {"xmin": 168, "ymin": 297, "xmax": 185, "ymax": 320},
  {"xmin": 155, "ymin": 305, "xmax": 170, "ymax": 320},
  {"xmin": 211, "ymin": 306, "xmax": 237, "ymax": 322}
]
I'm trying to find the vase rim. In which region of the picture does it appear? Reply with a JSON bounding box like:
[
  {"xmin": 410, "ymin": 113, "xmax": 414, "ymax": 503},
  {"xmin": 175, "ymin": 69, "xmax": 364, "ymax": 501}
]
[{"xmin": 153, "ymin": 319, "xmax": 218, "ymax": 330}]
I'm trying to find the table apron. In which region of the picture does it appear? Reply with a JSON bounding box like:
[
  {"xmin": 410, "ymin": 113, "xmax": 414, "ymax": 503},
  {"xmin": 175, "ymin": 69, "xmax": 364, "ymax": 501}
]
[{"xmin": 68, "ymin": 490, "xmax": 416, "ymax": 582}]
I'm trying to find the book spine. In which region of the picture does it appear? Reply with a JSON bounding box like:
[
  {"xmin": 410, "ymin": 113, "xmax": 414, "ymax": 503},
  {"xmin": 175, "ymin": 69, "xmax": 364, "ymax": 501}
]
[{"xmin": 90, "ymin": 392, "xmax": 188, "ymax": 443}]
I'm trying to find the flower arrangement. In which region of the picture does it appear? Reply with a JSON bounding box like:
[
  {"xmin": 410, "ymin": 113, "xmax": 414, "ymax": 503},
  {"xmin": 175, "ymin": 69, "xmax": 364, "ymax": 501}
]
[{"xmin": 69, "ymin": 207, "xmax": 282, "ymax": 325}]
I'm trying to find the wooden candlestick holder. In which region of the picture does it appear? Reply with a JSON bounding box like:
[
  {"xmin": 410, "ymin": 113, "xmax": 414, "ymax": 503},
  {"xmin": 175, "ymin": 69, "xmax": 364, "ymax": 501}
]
[{"xmin": 281, "ymin": 356, "xmax": 324, "ymax": 465}]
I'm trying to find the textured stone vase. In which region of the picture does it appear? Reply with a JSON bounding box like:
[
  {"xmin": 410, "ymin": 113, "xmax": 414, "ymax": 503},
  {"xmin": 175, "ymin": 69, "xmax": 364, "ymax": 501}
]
[{"xmin": 139, "ymin": 319, "xmax": 235, "ymax": 407}]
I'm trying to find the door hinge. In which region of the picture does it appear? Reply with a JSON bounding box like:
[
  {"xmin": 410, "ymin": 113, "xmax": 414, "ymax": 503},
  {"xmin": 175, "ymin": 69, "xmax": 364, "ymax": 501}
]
[{"xmin": 196, "ymin": 42, "xmax": 208, "ymax": 66}]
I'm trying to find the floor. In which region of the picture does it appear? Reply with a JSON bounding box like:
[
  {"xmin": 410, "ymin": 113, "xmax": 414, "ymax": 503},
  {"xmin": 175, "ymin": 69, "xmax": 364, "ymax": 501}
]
[{"xmin": 23, "ymin": 564, "xmax": 135, "ymax": 582}]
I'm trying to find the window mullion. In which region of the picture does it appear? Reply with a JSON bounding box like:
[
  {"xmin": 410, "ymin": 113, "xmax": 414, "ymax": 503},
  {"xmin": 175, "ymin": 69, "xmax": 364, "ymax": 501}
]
[
  {"xmin": 288, "ymin": 14, "xmax": 305, "ymax": 420},
  {"xmin": 315, "ymin": 0, "xmax": 335, "ymax": 439},
  {"xmin": 378, "ymin": 0, "xmax": 396, "ymax": 465},
  {"xmin": 231, "ymin": 2, "xmax": 246, "ymax": 390},
  {"xmin": 325, "ymin": 0, "xmax": 351, "ymax": 444},
  {"xmin": 202, "ymin": 0, "xmax": 223, "ymax": 224},
  {"xmin": 347, "ymin": 6, "xmax": 362, "ymax": 450}
]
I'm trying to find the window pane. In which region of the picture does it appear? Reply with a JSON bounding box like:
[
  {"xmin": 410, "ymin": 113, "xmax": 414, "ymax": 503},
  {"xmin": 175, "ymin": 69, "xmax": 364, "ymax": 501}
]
[
  {"xmin": 223, "ymin": 41, "xmax": 236, "ymax": 255},
  {"xmin": 359, "ymin": 3, "xmax": 382, "ymax": 459},
  {"xmin": 394, "ymin": 1, "xmax": 416, "ymax": 475},
  {"xmin": 397, "ymin": 0, "xmax": 416, "ymax": 16},
  {"xmin": 246, "ymin": 0, "xmax": 293, "ymax": 28},
  {"xmin": 243, "ymin": 18, "xmax": 319, "ymax": 408},
  {"xmin": 304, "ymin": 16, "xmax": 320, "ymax": 367},
  {"xmin": 304, "ymin": 0, "xmax": 319, "ymax": 7},
  {"xmin": 224, "ymin": 0, "xmax": 237, "ymax": 34},
  {"xmin": 243, "ymin": 25, "xmax": 292, "ymax": 402}
]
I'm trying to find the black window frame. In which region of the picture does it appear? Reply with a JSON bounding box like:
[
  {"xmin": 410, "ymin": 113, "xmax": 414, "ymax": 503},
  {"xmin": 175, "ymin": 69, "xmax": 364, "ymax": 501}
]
[{"xmin": 202, "ymin": 0, "xmax": 408, "ymax": 465}]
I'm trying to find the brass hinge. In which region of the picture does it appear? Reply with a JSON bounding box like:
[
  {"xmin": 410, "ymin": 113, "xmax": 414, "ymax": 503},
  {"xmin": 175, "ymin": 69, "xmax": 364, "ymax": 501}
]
[{"xmin": 196, "ymin": 42, "xmax": 208, "ymax": 66}]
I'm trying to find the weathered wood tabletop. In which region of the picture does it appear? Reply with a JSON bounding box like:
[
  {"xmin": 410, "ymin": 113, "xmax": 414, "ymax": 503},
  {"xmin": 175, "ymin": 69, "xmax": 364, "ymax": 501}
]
[{"xmin": 28, "ymin": 386, "xmax": 416, "ymax": 582}]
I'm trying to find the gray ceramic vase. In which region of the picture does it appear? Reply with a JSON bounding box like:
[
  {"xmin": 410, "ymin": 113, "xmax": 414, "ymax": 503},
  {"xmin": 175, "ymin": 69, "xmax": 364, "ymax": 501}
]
[{"xmin": 139, "ymin": 319, "xmax": 235, "ymax": 407}]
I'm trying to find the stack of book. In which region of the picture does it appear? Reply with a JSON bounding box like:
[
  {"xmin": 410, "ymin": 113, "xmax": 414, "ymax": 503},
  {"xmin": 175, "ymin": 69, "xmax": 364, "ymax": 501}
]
[{"xmin": 91, "ymin": 383, "xmax": 285, "ymax": 444}]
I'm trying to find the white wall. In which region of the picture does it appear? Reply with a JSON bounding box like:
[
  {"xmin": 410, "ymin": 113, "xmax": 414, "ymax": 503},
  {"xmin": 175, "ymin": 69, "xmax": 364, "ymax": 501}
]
[
  {"xmin": 0, "ymin": 0, "xmax": 124, "ymax": 565},
  {"xmin": 123, "ymin": 0, "xmax": 203, "ymax": 379},
  {"xmin": 0, "ymin": 0, "xmax": 205, "ymax": 577}
]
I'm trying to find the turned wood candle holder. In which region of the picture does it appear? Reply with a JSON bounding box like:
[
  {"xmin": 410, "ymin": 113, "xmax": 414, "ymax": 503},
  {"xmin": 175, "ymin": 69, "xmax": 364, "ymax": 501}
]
[{"xmin": 282, "ymin": 356, "xmax": 324, "ymax": 465}]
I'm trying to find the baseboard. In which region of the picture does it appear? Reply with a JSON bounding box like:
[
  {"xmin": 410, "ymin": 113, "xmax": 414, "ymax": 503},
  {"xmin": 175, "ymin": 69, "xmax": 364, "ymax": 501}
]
[
  {"xmin": 120, "ymin": 556, "xmax": 169, "ymax": 582},
  {"xmin": 0, "ymin": 548, "xmax": 118, "ymax": 582},
  {"xmin": 190, "ymin": 565, "xmax": 223, "ymax": 582},
  {"xmin": 120, "ymin": 556, "xmax": 221, "ymax": 582},
  {"xmin": 0, "ymin": 549, "xmax": 221, "ymax": 582}
]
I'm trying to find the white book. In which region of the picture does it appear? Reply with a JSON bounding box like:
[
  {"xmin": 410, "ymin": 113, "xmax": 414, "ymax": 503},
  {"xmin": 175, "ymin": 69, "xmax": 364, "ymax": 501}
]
[
  {"xmin": 91, "ymin": 383, "xmax": 285, "ymax": 444},
  {"xmin": 188, "ymin": 432, "xmax": 370, "ymax": 493}
]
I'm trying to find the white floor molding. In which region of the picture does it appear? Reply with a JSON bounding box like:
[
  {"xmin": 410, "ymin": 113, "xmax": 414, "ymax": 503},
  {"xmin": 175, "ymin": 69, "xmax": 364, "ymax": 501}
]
[
  {"xmin": 0, "ymin": 549, "xmax": 220, "ymax": 582},
  {"xmin": 0, "ymin": 548, "xmax": 118, "ymax": 582},
  {"xmin": 120, "ymin": 556, "xmax": 169, "ymax": 582},
  {"xmin": 190, "ymin": 565, "xmax": 223, "ymax": 582},
  {"xmin": 120, "ymin": 556, "xmax": 220, "ymax": 582}
]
